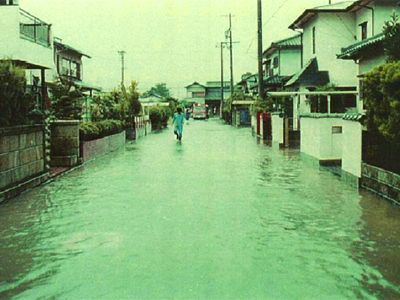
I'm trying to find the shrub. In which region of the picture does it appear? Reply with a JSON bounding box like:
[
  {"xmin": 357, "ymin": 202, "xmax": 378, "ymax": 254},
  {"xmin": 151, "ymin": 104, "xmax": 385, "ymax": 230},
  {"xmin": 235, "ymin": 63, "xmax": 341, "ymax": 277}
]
[
  {"xmin": 0, "ymin": 61, "xmax": 34, "ymax": 127},
  {"xmin": 50, "ymin": 82, "xmax": 84, "ymax": 120},
  {"xmin": 150, "ymin": 104, "xmax": 171, "ymax": 129},
  {"xmin": 363, "ymin": 61, "xmax": 400, "ymax": 146},
  {"xmin": 79, "ymin": 120, "xmax": 125, "ymax": 142}
]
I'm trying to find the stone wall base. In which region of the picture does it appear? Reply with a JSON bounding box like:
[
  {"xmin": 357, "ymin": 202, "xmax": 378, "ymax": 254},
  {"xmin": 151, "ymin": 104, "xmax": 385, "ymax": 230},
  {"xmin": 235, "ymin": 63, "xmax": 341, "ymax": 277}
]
[
  {"xmin": 0, "ymin": 172, "xmax": 49, "ymax": 203},
  {"xmin": 361, "ymin": 163, "xmax": 400, "ymax": 203},
  {"xmin": 50, "ymin": 155, "xmax": 78, "ymax": 167}
]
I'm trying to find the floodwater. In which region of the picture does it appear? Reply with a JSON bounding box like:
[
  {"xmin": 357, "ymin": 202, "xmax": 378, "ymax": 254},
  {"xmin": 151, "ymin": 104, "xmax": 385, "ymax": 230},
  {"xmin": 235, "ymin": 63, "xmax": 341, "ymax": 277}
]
[{"xmin": 1, "ymin": 119, "xmax": 400, "ymax": 300}]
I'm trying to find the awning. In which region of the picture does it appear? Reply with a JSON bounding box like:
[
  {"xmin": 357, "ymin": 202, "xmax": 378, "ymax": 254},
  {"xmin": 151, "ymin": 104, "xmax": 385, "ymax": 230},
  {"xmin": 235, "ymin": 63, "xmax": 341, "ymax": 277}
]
[
  {"xmin": 337, "ymin": 33, "xmax": 384, "ymax": 60},
  {"xmin": 73, "ymin": 80, "xmax": 102, "ymax": 92},
  {"xmin": 0, "ymin": 59, "xmax": 50, "ymax": 70}
]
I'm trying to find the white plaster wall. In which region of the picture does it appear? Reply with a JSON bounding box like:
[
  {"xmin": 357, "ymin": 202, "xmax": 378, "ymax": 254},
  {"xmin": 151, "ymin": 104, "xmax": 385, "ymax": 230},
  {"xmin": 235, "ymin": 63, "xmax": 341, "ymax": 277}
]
[
  {"xmin": 0, "ymin": 6, "xmax": 20, "ymax": 58},
  {"xmin": 359, "ymin": 53, "xmax": 386, "ymax": 75},
  {"xmin": 300, "ymin": 117, "xmax": 321, "ymax": 159},
  {"xmin": 302, "ymin": 14, "xmax": 358, "ymax": 87},
  {"xmin": 342, "ymin": 120, "xmax": 362, "ymax": 177},
  {"xmin": 0, "ymin": 5, "xmax": 55, "ymax": 81},
  {"xmin": 356, "ymin": 3, "xmax": 395, "ymax": 39},
  {"xmin": 271, "ymin": 114, "xmax": 283, "ymax": 144},
  {"xmin": 301, "ymin": 117, "xmax": 344, "ymax": 160},
  {"xmin": 280, "ymin": 49, "xmax": 301, "ymax": 76},
  {"xmin": 319, "ymin": 118, "xmax": 343, "ymax": 160}
]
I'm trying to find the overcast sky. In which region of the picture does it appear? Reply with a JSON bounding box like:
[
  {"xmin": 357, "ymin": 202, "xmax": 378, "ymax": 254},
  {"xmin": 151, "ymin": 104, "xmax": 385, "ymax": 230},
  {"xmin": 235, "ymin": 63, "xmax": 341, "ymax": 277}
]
[{"xmin": 20, "ymin": 0, "xmax": 341, "ymax": 97}]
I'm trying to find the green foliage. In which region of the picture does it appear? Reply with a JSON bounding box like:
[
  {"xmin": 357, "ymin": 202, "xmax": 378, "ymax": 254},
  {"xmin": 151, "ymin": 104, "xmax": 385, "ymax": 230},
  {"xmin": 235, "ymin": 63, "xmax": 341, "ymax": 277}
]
[
  {"xmin": 383, "ymin": 11, "xmax": 400, "ymax": 62},
  {"xmin": 252, "ymin": 97, "xmax": 273, "ymax": 114},
  {"xmin": 166, "ymin": 97, "xmax": 179, "ymax": 117},
  {"xmin": 142, "ymin": 83, "xmax": 170, "ymax": 98},
  {"xmin": 149, "ymin": 104, "xmax": 171, "ymax": 129},
  {"xmin": 50, "ymin": 81, "xmax": 84, "ymax": 120},
  {"xmin": 79, "ymin": 119, "xmax": 125, "ymax": 142},
  {"xmin": 90, "ymin": 81, "xmax": 141, "ymax": 125},
  {"xmin": 0, "ymin": 61, "xmax": 34, "ymax": 127},
  {"xmin": 363, "ymin": 61, "xmax": 400, "ymax": 146},
  {"xmin": 306, "ymin": 84, "xmax": 337, "ymax": 113}
]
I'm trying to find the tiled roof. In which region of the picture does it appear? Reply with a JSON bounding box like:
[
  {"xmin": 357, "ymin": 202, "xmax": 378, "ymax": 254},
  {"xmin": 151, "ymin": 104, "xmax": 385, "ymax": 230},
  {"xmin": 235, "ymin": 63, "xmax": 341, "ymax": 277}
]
[
  {"xmin": 342, "ymin": 113, "xmax": 365, "ymax": 121},
  {"xmin": 265, "ymin": 75, "xmax": 292, "ymax": 86},
  {"xmin": 289, "ymin": 1, "xmax": 359, "ymax": 29},
  {"xmin": 337, "ymin": 33, "xmax": 384, "ymax": 60},
  {"xmin": 206, "ymin": 81, "xmax": 230, "ymax": 88},
  {"xmin": 185, "ymin": 81, "xmax": 206, "ymax": 89},
  {"xmin": 285, "ymin": 57, "xmax": 330, "ymax": 87},
  {"xmin": 263, "ymin": 34, "xmax": 301, "ymax": 57}
]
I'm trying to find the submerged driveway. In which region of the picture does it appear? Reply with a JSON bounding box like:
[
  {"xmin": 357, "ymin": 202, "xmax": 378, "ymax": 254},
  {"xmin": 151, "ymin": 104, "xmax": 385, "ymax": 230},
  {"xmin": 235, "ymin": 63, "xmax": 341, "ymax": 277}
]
[{"xmin": 1, "ymin": 119, "xmax": 400, "ymax": 300}]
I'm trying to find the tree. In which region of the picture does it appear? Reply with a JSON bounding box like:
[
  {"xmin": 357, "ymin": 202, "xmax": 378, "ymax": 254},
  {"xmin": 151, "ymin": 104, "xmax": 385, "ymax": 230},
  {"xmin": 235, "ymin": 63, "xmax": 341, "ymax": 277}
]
[
  {"xmin": 363, "ymin": 62, "xmax": 400, "ymax": 146},
  {"xmin": 126, "ymin": 80, "xmax": 142, "ymax": 117},
  {"xmin": 383, "ymin": 11, "xmax": 400, "ymax": 62},
  {"xmin": 0, "ymin": 61, "xmax": 33, "ymax": 127},
  {"xmin": 142, "ymin": 83, "xmax": 170, "ymax": 98}
]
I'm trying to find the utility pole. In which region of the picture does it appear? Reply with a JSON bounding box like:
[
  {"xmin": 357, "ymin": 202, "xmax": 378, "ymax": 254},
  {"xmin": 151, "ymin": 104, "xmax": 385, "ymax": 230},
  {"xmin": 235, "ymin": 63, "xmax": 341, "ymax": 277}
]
[
  {"xmin": 229, "ymin": 13, "xmax": 234, "ymax": 104},
  {"xmin": 216, "ymin": 42, "xmax": 229, "ymax": 118},
  {"xmin": 258, "ymin": 0, "xmax": 265, "ymax": 99},
  {"xmin": 118, "ymin": 50, "xmax": 126, "ymax": 86}
]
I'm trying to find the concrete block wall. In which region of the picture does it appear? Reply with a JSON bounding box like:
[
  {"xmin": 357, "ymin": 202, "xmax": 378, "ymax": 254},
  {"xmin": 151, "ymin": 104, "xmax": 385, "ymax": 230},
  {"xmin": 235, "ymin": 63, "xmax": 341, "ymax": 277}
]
[
  {"xmin": 0, "ymin": 125, "xmax": 46, "ymax": 192},
  {"xmin": 50, "ymin": 120, "xmax": 80, "ymax": 167},
  {"xmin": 81, "ymin": 131, "xmax": 126, "ymax": 163}
]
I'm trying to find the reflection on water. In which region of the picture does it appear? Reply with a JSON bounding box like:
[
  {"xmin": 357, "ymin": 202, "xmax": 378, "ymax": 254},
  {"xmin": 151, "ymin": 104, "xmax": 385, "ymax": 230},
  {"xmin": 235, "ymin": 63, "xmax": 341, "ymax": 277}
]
[{"xmin": 0, "ymin": 119, "xmax": 399, "ymax": 300}]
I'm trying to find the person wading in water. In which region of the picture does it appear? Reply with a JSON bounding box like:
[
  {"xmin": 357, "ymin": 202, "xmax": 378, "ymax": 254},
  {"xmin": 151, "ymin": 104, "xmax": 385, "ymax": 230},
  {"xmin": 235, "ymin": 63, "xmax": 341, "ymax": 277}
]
[{"xmin": 172, "ymin": 107, "xmax": 185, "ymax": 140}]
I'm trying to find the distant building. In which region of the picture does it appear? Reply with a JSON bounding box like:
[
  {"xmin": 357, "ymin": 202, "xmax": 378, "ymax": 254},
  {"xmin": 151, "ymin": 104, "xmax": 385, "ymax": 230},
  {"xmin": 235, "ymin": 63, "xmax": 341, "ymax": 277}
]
[
  {"xmin": 184, "ymin": 82, "xmax": 206, "ymax": 104},
  {"xmin": 184, "ymin": 81, "xmax": 231, "ymax": 116},
  {"xmin": 53, "ymin": 38, "xmax": 100, "ymax": 93}
]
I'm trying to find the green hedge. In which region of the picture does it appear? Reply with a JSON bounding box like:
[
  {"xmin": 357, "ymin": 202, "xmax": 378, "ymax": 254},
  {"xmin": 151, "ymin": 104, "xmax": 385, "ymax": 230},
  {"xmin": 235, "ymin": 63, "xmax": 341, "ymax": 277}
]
[
  {"xmin": 150, "ymin": 104, "xmax": 171, "ymax": 129},
  {"xmin": 79, "ymin": 120, "xmax": 125, "ymax": 142}
]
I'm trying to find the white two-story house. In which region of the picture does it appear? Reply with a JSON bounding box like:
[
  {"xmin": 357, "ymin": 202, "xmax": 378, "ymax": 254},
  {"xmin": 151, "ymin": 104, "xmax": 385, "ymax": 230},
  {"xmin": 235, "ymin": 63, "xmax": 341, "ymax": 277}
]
[
  {"xmin": 263, "ymin": 34, "xmax": 302, "ymax": 92},
  {"xmin": 0, "ymin": 0, "xmax": 55, "ymax": 109},
  {"xmin": 337, "ymin": 0, "xmax": 398, "ymax": 109},
  {"xmin": 286, "ymin": 1, "xmax": 361, "ymax": 116}
]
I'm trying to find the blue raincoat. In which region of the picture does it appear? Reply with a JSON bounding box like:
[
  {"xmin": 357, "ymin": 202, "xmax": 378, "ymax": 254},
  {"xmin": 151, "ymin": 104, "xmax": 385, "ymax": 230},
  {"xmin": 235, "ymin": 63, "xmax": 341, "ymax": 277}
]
[{"xmin": 173, "ymin": 112, "xmax": 185, "ymax": 138}]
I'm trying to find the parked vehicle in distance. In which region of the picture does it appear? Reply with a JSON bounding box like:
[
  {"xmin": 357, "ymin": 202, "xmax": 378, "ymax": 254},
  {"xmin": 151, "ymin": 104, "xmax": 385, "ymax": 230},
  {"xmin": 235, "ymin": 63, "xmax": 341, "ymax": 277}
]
[{"xmin": 192, "ymin": 103, "xmax": 208, "ymax": 119}]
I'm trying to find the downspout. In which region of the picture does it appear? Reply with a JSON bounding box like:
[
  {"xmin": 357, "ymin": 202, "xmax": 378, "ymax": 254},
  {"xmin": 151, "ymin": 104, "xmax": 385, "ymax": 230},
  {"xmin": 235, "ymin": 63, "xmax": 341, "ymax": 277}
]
[
  {"xmin": 300, "ymin": 32, "xmax": 303, "ymax": 68},
  {"xmin": 278, "ymin": 47, "xmax": 281, "ymax": 76},
  {"xmin": 363, "ymin": 5, "xmax": 375, "ymax": 36}
]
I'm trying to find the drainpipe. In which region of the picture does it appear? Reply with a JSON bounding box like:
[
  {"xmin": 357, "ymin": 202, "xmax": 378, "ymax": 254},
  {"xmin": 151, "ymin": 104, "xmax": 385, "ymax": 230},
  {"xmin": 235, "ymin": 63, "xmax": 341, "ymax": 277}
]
[
  {"xmin": 278, "ymin": 47, "xmax": 281, "ymax": 75},
  {"xmin": 362, "ymin": 5, "xmax": 375, "ymax": 36},
  {"xmin": 300, "ymin": 32, "xmax": 303, "ymax": 68}
]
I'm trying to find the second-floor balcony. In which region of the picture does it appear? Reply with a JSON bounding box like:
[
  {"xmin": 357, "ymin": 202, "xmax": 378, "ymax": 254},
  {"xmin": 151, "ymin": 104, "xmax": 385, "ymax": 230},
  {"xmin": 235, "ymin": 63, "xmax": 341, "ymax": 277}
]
[{"xmin": 19, "ymin": 8, "xmax": 51, "ymax": 47}]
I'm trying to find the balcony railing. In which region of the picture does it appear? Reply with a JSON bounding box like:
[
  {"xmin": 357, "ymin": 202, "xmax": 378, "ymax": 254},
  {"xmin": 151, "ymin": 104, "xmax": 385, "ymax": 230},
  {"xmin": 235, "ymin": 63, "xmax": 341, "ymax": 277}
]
[{"xmin": 19, "ymin": 8, "xmax": 51, "ymax": 47}]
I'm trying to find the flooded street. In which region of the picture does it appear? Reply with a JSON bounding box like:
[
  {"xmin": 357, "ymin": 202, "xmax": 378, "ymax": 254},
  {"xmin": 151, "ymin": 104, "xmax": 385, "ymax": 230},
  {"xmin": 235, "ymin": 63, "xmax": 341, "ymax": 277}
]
[{"xmin": 1, "ymin": 119, "xmax": 400, "ymax": 300}]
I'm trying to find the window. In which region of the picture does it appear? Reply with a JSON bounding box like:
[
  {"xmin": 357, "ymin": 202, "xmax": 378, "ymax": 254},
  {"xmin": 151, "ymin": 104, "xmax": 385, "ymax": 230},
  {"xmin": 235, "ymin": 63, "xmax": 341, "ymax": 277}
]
[
  {"xmin": 273, "ymin": 57, "xmax": 279, "ymax": 69},
  {"xmin": 360, "ymin": 22, "xmax": 367, "ymax": 40},
  {"xmin": 265, "ymin": 60, "xmax": 272, "ymax": 77},
  {"xmin": 61, "ymin": 58, "xmax": 70, "ymax": 76},
  {"xmin": 332, "ymin": 126, "xmax": 343, "ymax": 134},
  {"xmin": 192, "ymin": 91, "xmax": 205, "ymax": 98},
  {"xmin": 312, "ymin": 27, "xmax": 316, "ymax": 54}
]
